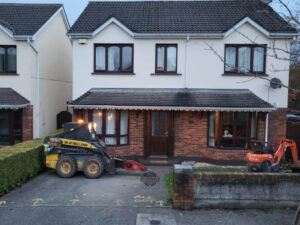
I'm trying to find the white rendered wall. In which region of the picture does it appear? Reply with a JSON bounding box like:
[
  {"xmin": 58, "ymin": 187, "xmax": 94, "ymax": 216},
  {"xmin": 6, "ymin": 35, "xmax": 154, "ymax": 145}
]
[{"xmin": 72, "ymin": 22, "xmax": 291, "ymax": 108}]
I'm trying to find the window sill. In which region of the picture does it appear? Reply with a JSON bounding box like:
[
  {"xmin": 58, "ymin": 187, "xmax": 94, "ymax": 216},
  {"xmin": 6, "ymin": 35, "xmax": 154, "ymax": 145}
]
[
  {"xmin": 222, "ymin": 73, "xmax": 268, "ymax": 77},
  {"xmin": 207, "ymin": 147, "xmax": 250, "ymax": 152},
  {"xmin": 151, "ymin": 73, "xmax": 182, "ymax": 76},
  {"xmin": 0, "ymin": 73, "xmax": 19, "ymax": 76},
  {"xmin": 92, "ymin": 72, "xmax": 135, "ymax": 75}
]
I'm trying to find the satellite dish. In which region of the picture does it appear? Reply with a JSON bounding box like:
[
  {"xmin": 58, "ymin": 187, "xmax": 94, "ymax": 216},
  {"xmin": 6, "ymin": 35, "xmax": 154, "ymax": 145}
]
[{"xmin": 270, "ymin": 78, "xmax": 282, "ymax": 89}]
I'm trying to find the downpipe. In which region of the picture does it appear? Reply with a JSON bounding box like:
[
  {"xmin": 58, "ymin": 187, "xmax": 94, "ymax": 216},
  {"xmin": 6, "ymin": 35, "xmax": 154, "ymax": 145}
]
[{"xmin": 27, "ymin": 38, "xmax": 40, "ymax": 137}]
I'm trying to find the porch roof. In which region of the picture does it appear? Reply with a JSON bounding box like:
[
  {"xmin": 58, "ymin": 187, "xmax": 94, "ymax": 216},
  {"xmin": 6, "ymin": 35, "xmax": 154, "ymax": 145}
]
[
  {"xmin": 69, "ymin": 88, "xmax": 274, "ymax": 112},
  {"xmin": 0, "ymin": 88, "xmax": 30, "ymax": 109}
]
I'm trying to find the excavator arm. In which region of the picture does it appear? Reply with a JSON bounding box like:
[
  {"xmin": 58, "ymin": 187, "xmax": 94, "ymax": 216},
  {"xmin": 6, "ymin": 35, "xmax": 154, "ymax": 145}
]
[{"xmin": 275, "ymin": 139, "xmax": 299, "ymax": 166}]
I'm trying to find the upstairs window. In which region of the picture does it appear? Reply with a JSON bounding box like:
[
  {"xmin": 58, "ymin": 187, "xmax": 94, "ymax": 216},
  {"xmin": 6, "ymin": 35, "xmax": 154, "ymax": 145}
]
[
  {"xmin": 0, "ymin": 46, "xmax": 16, "ymax": 74},
  {"xmin": 94, "ymin": 44, "xmax": 133, "ymax": 73},
  {"xmin": 225, "ymin": 45, "xmax": 266, "ymax": 74},
  {"xmin": 156, "ymin": 44, "xmax": 177, "ymax": 73}
]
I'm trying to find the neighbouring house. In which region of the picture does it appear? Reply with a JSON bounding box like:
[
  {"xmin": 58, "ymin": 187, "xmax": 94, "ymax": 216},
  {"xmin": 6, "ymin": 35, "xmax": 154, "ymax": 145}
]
[
  {"xmin": 0, "ymin": 4, "xmax": 72, "ymax": 145},
  {"xmin": 67, "ymin": 0, "xmax": 298, "ymax": 162}
]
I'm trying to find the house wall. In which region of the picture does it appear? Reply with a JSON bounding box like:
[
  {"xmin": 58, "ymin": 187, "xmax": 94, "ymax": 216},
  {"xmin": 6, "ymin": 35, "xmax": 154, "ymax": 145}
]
[
  {"xmin": 33, "ymin": 11, "xmax": 73, "ymax": 137},
  {"xmin": 0, "ymin": 10, "xmax": 72, "ymax": 138},
  {"xmin": 0, "ymin": 30, "xmax": 36, "ymax": 101},
  {"xmin": 72, "ymin": 22, "xmax": 291, "ymax": 109}
]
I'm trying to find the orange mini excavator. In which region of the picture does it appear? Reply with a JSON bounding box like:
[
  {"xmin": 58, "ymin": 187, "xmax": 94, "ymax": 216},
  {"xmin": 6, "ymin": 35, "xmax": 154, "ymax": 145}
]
[{"xmin": 247, "ymin": 139, "xmax": 300, "ymax": 172}]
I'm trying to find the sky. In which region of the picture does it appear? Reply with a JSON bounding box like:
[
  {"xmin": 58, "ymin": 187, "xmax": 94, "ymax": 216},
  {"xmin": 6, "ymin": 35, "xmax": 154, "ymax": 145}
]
[{"xmin": 0, "ymin": 0, "xmax": 298, "ymax": 26}]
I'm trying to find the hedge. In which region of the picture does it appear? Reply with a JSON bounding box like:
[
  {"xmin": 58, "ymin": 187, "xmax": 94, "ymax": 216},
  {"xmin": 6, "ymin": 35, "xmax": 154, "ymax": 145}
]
[{"xmin": 0, "ymin": 129, "xmax": 62, "ymax": 196}]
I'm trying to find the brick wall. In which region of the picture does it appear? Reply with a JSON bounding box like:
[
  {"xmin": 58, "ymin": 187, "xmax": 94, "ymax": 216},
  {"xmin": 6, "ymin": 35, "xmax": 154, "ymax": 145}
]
[
  {"xmin": 268, "ymin": 108, "xmax": 287, "ymax": 148},
  {"xmin": 22, "ymin": 105, "xmax": 33, "ymax": 141},
  {"xmin": 174, "ymin": 111, "xmax": 249, "ymax": 161},
  {"xmin": 109, "ymin": 110, "xmax": 144, "ymax": 156},
  {"xmin": 173, "ymin": 171, "xmax": 194, "ymax": 209}
]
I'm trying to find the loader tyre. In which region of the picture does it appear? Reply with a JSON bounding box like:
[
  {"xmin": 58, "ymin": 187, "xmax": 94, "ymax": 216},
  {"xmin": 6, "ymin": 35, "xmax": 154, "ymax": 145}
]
[
  {"xmin": 56, "ymin": 156, "xmax": 77, "ymax": 178},
  {"xmin": 83, "ymin": 156, "xmax": 104, "ymax": 179}
]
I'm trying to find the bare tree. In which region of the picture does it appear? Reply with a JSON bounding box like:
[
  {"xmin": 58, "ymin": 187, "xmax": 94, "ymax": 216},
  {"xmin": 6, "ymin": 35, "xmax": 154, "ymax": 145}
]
[{"xmin": 206, "ymin": 0, "xmax": 299, "ymax": 93}]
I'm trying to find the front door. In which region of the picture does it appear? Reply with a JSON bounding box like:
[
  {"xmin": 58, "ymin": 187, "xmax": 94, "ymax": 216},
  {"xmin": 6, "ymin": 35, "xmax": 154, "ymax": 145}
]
[{"xmin": 144, "ymin": 111, "xmax": 174, "ymax": 156}]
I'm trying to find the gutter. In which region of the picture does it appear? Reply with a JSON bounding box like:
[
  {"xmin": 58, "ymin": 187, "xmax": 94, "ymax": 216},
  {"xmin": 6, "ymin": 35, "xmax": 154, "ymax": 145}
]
[
  {"xmin": 27, "ymin": 38, "xmax": 40, "ymax": 137},
  {"xmin": 67, "ymin": 32, "xmax": 297, "ymax": 40},
  {"xmin": 67, "ymin": 104, "xmax": 275, "ymax": 113}
]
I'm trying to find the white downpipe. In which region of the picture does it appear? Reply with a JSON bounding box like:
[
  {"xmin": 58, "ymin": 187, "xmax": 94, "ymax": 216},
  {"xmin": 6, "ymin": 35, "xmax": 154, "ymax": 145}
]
[
  {"xmin": 265, "ymin": 113, "xmax": 269, "ymax": 146},
  {"xmin": 27, "ymin": 38, "xmax": 40, "ymax": 137},
  {"xmin": 185, "ymin": 35, "xmax": 190, "ymax": 88}
]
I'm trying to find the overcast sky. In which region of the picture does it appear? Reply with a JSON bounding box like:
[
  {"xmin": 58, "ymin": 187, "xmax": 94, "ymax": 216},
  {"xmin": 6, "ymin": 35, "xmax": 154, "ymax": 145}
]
[{"xmin": 0, "ymin": 0, "xmax": 298, "ymax": 26}]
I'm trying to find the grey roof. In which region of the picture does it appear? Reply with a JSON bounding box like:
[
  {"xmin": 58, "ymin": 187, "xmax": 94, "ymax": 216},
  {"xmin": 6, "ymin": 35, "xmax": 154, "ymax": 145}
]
[
  {"xmin": 69, "ymin": 0, "xmax": 296, "ymax": 35},
  {"xmin": 0, "ymin": 88, "xmax": 30, "ymax": 109},
  {"xmin": 69, "ymin": 88, "xmax": 274, "ymax": 112},
  {"xmin": 0, "ymin": 3, "xmax": 62, "ymax": 36}
]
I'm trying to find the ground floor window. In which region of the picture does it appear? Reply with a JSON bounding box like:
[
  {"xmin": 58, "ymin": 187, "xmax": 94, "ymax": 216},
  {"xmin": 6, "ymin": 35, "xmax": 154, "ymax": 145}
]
[
  {"xmin": 208, "ymin": 111, "xmax": 257, "ymax": 149},
  {"xmin": 0, "ymin": 109, "xmax": 22, "ymax": 145},
  {"xmin": 91, "ymin": 109, "xmax": 129, "ymax": 146}
]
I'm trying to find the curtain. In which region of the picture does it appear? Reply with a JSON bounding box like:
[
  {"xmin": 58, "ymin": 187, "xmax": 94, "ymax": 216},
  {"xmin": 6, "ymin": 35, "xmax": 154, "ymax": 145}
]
[
  {"xmin": 106, "ymin": 110, "xmax": 116, "ymax": 134},
  {"xmin": 167, "ymin": 46, "xmax": 176, "ymax": 71},
  {"xmin": 238, "ymin": 47, "xmax": 251, "ymax": 73},
  {"xmin": 0, "ymin": 48, "xmax": 5, "ymax": 72},
  {"xmin": 208, "ymin": 112, "xmax": 216, "ymax": 147},
  {"xmin": 108, "ymin": 46, "xmax": 120, "ymax": 71},
  {"xmin": 92, "ymin": 110, "xmax": 103, "ymax": 134},
  {"xmin": 225, "ymin": 47, "xmax": 236, "ymax": 72},
  {"xmin": 253, "ymin": 47, "xmax": 264, "ymax": 72},
  {"xmin": 95, "ymin": 47, "xmax": 105, "ymax": 70},
  {"xmin": 122, "ymin": 47, "xmax": 132, "ymax": 71},
  {"xmin": 120, "ymin": 111, "xmax": 128, "ymax": 135},
  {"xmin": 156, "ymin": 46, "xmax": 165, "ymax": 71},
  {"xmin": 7, "ymin": 47, "xmax": 16, "ymax": 72}
]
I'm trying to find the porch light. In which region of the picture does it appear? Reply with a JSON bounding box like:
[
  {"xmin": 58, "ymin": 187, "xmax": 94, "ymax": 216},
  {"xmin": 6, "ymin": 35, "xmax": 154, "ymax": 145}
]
[
  {"xmin": 98, "ymin": 112, "xmax": 102, "ymax": 117},
  {"xmin": 77, "ymin": 119, "xmax": 84, "ymax": 124},
  {"xmin": 93, "ymin": 122, "xmax": 97, "ymax": 131}
]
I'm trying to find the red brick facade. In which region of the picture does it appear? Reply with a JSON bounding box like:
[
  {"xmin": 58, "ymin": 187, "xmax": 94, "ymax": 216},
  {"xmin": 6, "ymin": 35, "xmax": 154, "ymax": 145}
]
[
  {"xmin": 74, "ymin": 108, "xmax": 286, "ymax": 161},
  {"xmin": 22, "ymin": 105, "xmax": 33, "ymax": 141}
]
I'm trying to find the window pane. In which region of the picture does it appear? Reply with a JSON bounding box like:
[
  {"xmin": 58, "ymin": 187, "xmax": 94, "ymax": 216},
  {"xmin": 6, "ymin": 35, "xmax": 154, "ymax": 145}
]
[
  {"xmin": 160, "ymin": 111, "xmax": 166, "ymax": 136},
  {"xmin": 251, "ymin": 112, "xmax": 257, "ymax": 139},
  {"xmin": 221, "ymin": 112, "xmax": 233, "ymax": 147},
  {"xmin": 122, "ymin": 46, "xmax": 132, "ymax": 71},
  {"xmin": 95, "ymin": 46, "xmax": 106, "ymax": 70},
  {"xmin": 236, "ymin": 139, "xmax": 247, "ymax": 148},
  {"xmin": 120, "ymin": 111, "xmax": 128, "ymax": 135},
  {"xmin": 13, "ymin": 110, "xmax": 22, "ymax": 144},
  {"xmin": 236, "ymin": 112, "xmax": 247, "ymax": 138},
  {"xmin": 108, "ymin": 46, "xmax": 120, "ymax": 71},
  {"xmin": 106, "ymin": 110, "xmax": 116, "ymax": 134},
  {"xmin": 7, "ymin": 47, "xmax": 16, "ymax": 72},
  {"xmin": 120, "ymin": 136, "xmax": 128, "ymax": 145},
  {"xmin": 105, "ymin": 137, "xmax": 117, "ymax": 145},
  {"xmin": 151, "ymin": 111, "xmax": 158, "ymax": 136},
  {"xmin": 238, "ymin": 47, "xmax": 251, "ymax": 73},
  {"xmin": 253, "ymin": 47, "xmax": 264, "ymax": 72},
  {"xmin": 93, "ymin": 110, "xmax": 103, "ymax": 134},
  {"xmin": 0, "ymin": 48, "xmax": 4, "ymax": 72},
  {"xmin": 208, "ymin": 112, "xmax": 216, "ymax": 147},
  {"xmin": 156, "ymin": 46, "xmax": 165, "ymax": 72},
  {"xmin": 225, "ymin": 47, "xmax": 236, "ymax": 72},
  {"xmin": 167, "ymin": 46, "xmax": 176, "ymax": 71},
  {"xmin": 0, "ymin": 111, "xmax": 9, "ymax": 135}
]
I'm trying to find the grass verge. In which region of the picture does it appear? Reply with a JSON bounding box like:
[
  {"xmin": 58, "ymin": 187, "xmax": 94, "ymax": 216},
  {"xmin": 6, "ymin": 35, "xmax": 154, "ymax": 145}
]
[{"xmin": 165, "ymin": 173, "xmax": 173, "ymax": 203}]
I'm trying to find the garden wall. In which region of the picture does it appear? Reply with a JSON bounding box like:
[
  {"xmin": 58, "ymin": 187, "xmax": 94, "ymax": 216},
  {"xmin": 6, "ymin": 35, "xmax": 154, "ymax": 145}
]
[{"xmin": 173, "ymin": 165, "xmax": 300, "ymax": 209}]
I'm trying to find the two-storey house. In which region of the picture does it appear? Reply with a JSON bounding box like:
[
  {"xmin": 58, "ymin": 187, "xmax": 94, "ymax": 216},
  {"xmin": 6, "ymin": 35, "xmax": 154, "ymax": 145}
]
[
  {"xmin": 68, "ymin": 0, "xmax": 297, "ymax": 162},
  {"xmin": 0, "ymin": 4, "xmax": 72, "ymax": 145}
]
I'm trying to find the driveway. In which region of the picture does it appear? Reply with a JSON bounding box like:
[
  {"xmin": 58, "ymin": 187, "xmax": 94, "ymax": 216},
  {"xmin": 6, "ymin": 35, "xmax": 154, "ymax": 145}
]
[{"xmin": 0, "ymin": 166, "xmax": 296, "ymax": 225}]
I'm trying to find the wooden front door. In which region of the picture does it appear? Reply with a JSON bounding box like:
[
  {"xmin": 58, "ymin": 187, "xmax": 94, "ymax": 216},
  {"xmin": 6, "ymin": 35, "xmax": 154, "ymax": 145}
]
[{"xmin": 144, "ymin": 111, "xmax": 174, "ymax": 156}]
